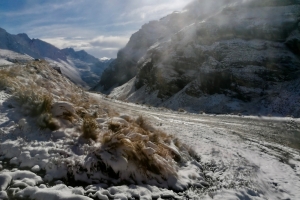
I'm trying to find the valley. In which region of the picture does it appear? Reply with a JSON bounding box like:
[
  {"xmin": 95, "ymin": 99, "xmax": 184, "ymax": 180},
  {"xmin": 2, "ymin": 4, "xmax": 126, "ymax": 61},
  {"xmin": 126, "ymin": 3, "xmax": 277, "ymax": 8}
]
[{"xmin": 0, "ymin": 0, "xmax": 299, "ymax": 199}]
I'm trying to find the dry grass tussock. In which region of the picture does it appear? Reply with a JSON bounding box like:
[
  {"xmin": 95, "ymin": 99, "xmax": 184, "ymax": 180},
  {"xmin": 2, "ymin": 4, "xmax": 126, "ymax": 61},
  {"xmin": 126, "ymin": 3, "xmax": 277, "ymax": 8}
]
[
  {"xmin": 0, "ymin": 61, "xmax": 119, "ymax": 131},
  {"xmin": 0, "ymin": 62, "xmax": 90, "ymax": 128},
  {"xmin": 96, "ymin": 115, "xmax": 199, "ymax": 179},
  {"xmin": 0, "ymin": 65, "xmax": 23, "ymax": 89},
  {"xmin": 82, "ymin": 116, "xmax": 99, "ymax": 140}
]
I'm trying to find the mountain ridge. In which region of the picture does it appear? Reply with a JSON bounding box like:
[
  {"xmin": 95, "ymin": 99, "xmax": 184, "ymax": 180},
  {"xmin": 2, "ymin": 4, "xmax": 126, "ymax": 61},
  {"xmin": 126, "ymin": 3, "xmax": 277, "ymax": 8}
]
[{"xmin": 0, "ymin": 27, "xmax": 113, "ymax": 88}]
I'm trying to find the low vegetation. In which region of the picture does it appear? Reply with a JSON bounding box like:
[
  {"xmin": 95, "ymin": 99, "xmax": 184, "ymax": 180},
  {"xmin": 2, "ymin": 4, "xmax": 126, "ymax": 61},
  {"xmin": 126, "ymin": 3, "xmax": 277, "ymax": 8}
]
[
  {"xmin": 0, "ymin": 61, "xmax": 201, "ymax": 189},
  {"xmin": 92, "ymin": 115, "xmax": 198, "ymax": 182},
  {"xmin": 82, "ymin": 116, "xmax": 99, "ymax": 140}
]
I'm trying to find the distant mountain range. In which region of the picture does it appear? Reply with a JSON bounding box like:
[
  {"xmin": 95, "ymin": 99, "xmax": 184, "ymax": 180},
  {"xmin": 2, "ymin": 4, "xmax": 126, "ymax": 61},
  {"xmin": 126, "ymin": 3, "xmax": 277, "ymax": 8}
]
[
  {"xmin": 94, "ymin": 0, "xmax": 300, "ymax": 117},
  {"xmin": 0, "ymin": 27, "xmax": 113, "ymax": 88}
]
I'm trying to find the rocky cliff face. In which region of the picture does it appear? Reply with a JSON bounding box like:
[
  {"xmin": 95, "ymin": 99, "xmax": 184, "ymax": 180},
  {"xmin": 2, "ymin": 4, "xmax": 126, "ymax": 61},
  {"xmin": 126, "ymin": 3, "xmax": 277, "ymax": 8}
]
[
  {"xmin": 96, "ymin": 0, "xmax": 235, "ymax": 92},
  {"xmin": 107, "ymin": 0, "xmax": 300, "ymax": 117}
]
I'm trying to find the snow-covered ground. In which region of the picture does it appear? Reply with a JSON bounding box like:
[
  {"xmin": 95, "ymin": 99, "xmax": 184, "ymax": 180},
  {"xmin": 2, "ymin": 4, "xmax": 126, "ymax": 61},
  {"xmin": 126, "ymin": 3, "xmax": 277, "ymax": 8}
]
[
  {"xmin": 0, "ymin": 62, "xmax": 205, "ymax": 199},
  {"xmin": 0, "ymin": 49, "xmax": 33, "ymax": 65},
  {"xmin": 0, "ymin": 62, "xmax": 299, "ymax": 199},
  {"xmin": 89, "ymin": 95, "xmax": 300, "ymax": 199},
  {"xmin": 0, "ymin": 59, "xmax": 13, "ymax": 66}
]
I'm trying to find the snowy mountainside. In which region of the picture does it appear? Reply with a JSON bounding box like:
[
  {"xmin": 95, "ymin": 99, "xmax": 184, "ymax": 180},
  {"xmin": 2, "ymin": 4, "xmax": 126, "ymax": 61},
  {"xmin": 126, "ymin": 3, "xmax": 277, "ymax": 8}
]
[
  {"xmin": 0, "ymin": 28, "xmax": 112, "ymax": 88},
  {"xmin": 95, "ymin": 0, "xmax": 234, "ymax": 93},
  {"xmin": 61, "ymin": 48, "xmax": 113, "ymax": 87},
  {"xmin": 107, "ymin": 0, "xmax": 300, "ymax": 117},
  {"xmin": 0, "ymin": 28, "xmax": 65, "ymax": 61},
  {"xmin": 0, "ymin": 49, "xmax": 33, "ymax": 65}
]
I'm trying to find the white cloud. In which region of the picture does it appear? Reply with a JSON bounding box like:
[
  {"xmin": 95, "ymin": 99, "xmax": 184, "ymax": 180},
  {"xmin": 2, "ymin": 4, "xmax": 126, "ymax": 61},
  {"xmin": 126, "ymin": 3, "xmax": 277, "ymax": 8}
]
[
  {"xmin": 119, "ymin": 0, "xmax": 193, "ymax": 20},
  {"xmin": 42, "ymin": 35, "xmax": 129, "ymax": 58},
  {"xmin": 2, "ymin": 0, "xmax": 194, "ymax": 58},
  {"xmin": 90, "ymin": 36, "xmax": 129, "ymax": 48}
]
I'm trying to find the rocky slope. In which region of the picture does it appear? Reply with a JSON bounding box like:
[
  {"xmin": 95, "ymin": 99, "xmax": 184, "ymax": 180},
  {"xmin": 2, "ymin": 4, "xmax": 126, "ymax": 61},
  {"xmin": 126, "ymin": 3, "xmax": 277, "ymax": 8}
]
[
  {"xmin": 95, "ymin": 0, "xmax": 235, "ymax": 92},
  {"xmin": 0, "ymin": 49, "xmax": 33, "ymax": 65},
  {"xmin": 61, "ymin": 48, "xmax": 113, "ymax": 87},
  {"xmin": 0, "ymin": 28, "xmax": 112, "ymax": 88},
  {"xmin": 103, "ymin": 0, "xmax": 300, "ymax": 117}
]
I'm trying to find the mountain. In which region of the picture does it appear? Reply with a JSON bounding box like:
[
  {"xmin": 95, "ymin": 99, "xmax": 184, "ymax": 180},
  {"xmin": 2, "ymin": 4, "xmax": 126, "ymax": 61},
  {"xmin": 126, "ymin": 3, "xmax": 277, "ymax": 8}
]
[
  {"xmin": 95, "ymin": 0, "xmax": 236, "ymax": 93},
  {"xmin": 0, "ymin": 28, "xmax": 112, "ymax": 88},
  {"xmin": 95, "ymin": 0, "xmax": 300, "ymax": 117},
  {"xmin": 0, "ymin": 28, "xmax": 66, "ymax": 61},
  {"xmin": 60, "ymin": 48, "xmax": 113, "ymax": 87}
]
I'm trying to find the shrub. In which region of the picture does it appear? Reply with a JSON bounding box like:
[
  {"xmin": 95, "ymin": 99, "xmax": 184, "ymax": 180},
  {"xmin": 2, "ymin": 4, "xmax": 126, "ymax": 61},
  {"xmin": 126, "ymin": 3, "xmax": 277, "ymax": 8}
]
[
  {"xmin": 0, "ymin": 67, "xmax": 21, "ymax": 90},
  {"xmin": 178, "ymin": 108, "xmax": 185, "ymax": 112},
  {"xmin": 37, "ymin": 113, "xmax": 60, "ymax": 130},
  {"xmin": 15, "ymin": 88, "xmax": 53, "ymax": 116},
  {"xmin": 95, "ymin": 114, "xmax": 199, "ymax": 182},
  {"xmin": 108, "ymin": 121, "xmax": 123, "ymax": 132},
  {"xmin": 135, "ymin": 115, "xmax": 150, "ymax": 131},
  {"xmin": 82, "ymin": 116, "xmax": 99, "ymax": 140}
]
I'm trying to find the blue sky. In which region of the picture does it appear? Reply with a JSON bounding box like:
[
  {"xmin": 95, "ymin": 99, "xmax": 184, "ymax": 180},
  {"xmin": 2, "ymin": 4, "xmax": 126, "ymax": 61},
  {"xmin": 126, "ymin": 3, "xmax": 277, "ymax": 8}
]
[{"xmin": 0, "ymin": 0, "xmax": 192, "ymax": 58}]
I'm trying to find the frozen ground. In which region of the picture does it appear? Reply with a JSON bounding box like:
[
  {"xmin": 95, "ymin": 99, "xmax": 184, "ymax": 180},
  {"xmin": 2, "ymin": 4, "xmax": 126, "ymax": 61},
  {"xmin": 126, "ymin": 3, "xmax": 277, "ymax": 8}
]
[
  {"xmin": 0, "ymin": 49, "xmax": 33, "ymax": 64},
  {"xmin": 0, "ymin": 84, "xmax": 299, "ymax": 199},
  {"xmin": 89, "ymin": 94, "xmax": 300, "ymax": 199}
]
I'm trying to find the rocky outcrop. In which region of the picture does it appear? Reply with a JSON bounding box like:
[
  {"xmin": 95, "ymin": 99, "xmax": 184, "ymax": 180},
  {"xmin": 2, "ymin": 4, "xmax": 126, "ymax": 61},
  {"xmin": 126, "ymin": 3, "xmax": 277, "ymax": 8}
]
[{"xmin": 109, "ymin": 0, "xmax": 300, "ymax": 117}]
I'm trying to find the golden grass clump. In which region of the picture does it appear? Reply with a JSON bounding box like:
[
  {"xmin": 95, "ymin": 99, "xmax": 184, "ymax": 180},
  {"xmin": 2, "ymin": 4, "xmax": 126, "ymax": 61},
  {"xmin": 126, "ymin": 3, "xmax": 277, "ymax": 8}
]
[
  {"xmin": 0, "ymin": 66, "xmax": 24, "ymax": 90},
  {"xmin": 99, "ymin": 130, "xmax": 176, "ymax": 176},
  {"xmin": 37, "ymin": 113, "xmax": 60, "ymax": 131},
  {"xmin": 14, "ymin": 85, "xmax": 53, "ymax": 116},
  {"xmin": 96, "ymin": 115, "xmax": 198, "ymax": 179},
  {"xmin": 82, "ymin": 116, "xmax": 99, "ymax": 140}
]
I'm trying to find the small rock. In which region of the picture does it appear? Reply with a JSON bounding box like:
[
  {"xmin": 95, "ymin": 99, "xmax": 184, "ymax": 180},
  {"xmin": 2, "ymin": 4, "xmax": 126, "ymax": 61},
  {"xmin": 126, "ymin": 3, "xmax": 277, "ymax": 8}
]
[
  {"xmin": 119, "ymin": 114, "xmax": 132, "ymax": 122},
  {"xmin": 6, "ymin": 121, "xmax": 15, "ymax": 127},
  {"xmin": 7, "ymin": 104, "xmax": 15, "ymax": 109},
  {"xmin": 96, "ymin": 118, "xmax": 106, "ymax": 124},
  {"xmin": 9, "ymin": 157, "xmax": 19, "ymax": 165},
  {"xmin": 18, "ymin": 118, "xmax": 27, "ymax": 127},
  {"xmin": 54, "ymin": 180, "xmax": 63, "ymax": 185},
  {"xmin": 44, "ymin": 174, "xmax": 53, "ymax": 182},
  {"xmin": 39, "ymin": 184, "xmax": 47, "ymax": 188},
  {"xmin": 143, "ymin": 147, "xmax": 156, "ymax": 156},
  {"xmin": 52, "ymin": 130, "xmax": 68, "ymax": 139},
  {"xmin": 111, "ymin": 117, "xmax": 129, "ymax": 126},
  {"xmin": 51, "ymin": 101, "xmax": 76, "ymax": 117},
  {"xmin": 31, "ymin": 165, "xmax": 41, "ymax": 172},
  {"xmin": 0, "ymin": 174, "xmax": 12, "ymax": 191},
  {"xmin": 0, "ymin": 191, "xmax": 8, "ymax": 200}
]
